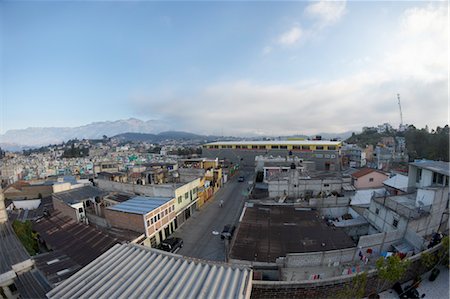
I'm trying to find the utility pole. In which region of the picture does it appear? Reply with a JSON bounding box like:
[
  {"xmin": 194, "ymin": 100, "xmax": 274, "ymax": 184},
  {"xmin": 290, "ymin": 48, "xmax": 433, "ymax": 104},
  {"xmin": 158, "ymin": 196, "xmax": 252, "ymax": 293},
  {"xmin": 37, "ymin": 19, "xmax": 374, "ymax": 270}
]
[{"xmin": 397, "ymin": 93, "xmax": 404, "ymax": 131}]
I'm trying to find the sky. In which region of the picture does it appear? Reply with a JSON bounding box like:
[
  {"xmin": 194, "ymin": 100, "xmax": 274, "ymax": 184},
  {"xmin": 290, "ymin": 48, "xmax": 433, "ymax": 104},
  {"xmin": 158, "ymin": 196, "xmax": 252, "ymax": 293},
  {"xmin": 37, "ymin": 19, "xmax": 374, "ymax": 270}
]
[{"xmin": 1, "ymin": 1, "xmax": 448, "ymax": 136}]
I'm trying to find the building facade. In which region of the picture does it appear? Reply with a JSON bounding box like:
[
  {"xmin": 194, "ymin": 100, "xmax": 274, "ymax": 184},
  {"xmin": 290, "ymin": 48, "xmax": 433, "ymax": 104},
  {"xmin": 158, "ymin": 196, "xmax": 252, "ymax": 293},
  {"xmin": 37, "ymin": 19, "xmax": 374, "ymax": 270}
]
[{"xmin": 202, "ymin": 140, "xmax": 341, "ymax": 171}]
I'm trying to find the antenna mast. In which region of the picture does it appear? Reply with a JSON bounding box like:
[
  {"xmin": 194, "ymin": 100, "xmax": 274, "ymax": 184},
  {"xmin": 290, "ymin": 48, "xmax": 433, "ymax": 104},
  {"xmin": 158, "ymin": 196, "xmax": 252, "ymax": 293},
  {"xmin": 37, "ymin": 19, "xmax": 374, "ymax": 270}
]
[{"xmin": 397, "ymin": 93, "xmax": 403, "ymax": 130}]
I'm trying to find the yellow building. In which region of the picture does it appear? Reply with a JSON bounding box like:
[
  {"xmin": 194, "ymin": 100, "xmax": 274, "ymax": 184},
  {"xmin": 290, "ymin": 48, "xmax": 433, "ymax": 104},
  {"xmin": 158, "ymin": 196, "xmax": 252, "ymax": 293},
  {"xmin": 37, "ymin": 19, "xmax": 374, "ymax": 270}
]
[
  {"xmin": 173, "ymin": 178, "xmax": 201, "ymax": 227},
  {"xmin": 203, "ymin": 140, "xmax": 341, "ymax": 151}
]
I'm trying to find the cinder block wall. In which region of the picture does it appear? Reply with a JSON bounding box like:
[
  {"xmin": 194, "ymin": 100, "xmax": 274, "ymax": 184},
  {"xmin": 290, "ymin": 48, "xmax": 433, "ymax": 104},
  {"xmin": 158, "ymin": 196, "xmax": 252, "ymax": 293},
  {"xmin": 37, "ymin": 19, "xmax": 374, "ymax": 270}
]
[
  {"xmin": 104, "ymin": 209, "xmax": 145, "ymax": 233},
  {"xmin": 251, "ymin": 243, "xmax": 443, "ymax": 298}
]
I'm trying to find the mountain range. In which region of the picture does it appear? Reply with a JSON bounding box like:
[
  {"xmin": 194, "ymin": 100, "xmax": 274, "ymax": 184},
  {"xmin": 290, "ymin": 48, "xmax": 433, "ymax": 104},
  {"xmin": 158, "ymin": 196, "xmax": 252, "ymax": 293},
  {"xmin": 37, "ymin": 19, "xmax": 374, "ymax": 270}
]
[
  {"xmin": 0, "ymin": 118, "xmax": 355, "ymax": 151},
  {"xmin": 0, "ymin": 118, "xmax": 166, "ymax": 149}
]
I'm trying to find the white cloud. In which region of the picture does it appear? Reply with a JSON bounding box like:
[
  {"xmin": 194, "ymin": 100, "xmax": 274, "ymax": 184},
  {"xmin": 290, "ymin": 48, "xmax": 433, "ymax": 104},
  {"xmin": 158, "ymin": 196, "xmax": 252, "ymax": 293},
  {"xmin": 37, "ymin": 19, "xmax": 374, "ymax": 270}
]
[
  {"xmin": 271, "ymin": 1, "xmax": 346, "ymax": 50},
  {"xmin": 278, "ymin": 26, "xmax": 302, "ymax": 45},
  {"xmin": 262, "ymin": 46, "xmax": 272, "ymax": 55},
  {"xmin": 305, "ymin": 0, "xmax": 347, "ymax": 29},
  {"xmin": 132, "ymin": 3, "xmax": 448, "ymax": 136}
]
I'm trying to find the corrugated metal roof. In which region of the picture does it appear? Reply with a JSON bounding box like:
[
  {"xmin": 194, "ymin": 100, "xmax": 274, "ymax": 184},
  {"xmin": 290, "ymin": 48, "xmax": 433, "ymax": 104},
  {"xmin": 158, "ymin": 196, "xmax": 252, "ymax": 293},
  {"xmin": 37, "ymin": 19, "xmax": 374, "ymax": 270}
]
[
  {"xmin": 107, "ymin": 196, "xmax": 173, "ymax": 215},
  {"xmin": 383, "ymin": 174, "xmax": 409, "ymax": 191},
  {"xmin": 0, "ymin": 222, "xmax": 31, "ymax": 275},
  {"xmin": 53, "ymin": 186, "xmax": 106, "ymax": 205},
  {"xmin": 14, "ymin": 269, "xmax": 52, "ymax": 299},
  {"xmin": 47, "ymin": 243, "xmax": 252, "ymax": 299}
]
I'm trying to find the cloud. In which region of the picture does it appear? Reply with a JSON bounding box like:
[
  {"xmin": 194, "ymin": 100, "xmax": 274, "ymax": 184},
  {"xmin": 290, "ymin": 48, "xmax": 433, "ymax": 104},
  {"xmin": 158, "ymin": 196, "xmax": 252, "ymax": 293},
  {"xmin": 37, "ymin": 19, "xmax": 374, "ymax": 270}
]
[
  {"xmin": 131, "ymin": 3, "xmax": 448, "ymax": 136},
  {"xmin": 262, "ymin": 46, "xmax": 272, "ymax": 55},
  {"xmin": 304, "ymin": 0, "xmax": 347, "ymax": 29},
  {"xmin": 278, "ymin": 26, "xmax": 302, "ymax": 45},
  {"xmin": 272, "ymin": 1, "xmax": 346, "ymax": 49}
]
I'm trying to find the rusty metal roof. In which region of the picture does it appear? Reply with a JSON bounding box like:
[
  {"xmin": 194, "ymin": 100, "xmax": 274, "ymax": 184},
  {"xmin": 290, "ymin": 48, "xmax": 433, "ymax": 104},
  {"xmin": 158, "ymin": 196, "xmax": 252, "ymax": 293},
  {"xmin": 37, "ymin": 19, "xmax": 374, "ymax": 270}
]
[{"xmin": 230, "ymin": 205, "xmax": 356, "ymax": 263}]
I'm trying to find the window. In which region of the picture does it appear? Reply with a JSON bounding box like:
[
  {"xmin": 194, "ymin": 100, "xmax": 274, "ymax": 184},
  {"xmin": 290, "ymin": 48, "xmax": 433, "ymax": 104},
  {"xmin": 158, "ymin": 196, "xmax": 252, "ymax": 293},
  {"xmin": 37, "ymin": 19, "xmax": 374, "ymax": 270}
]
[
  {"xmin": 393, "ymin": 219, "xmax": 399, "ymax": 228},
  {"xmin": 213, "ymin": 145, "xmax": 219, "ymax": 149},
  {"xmin": 375, "ymin": 208, "xmax": 379, "ymax": 215},
  {"xmin": 153, "ymin": 216, "xmax": 157, "ymax": 223},
  {"xmin": 280, "ymin": 145, "xmax": 288, "ymax": 149},
  {"xmin": 302, "ymin": 146, "xmax": 310, "ymax": 150},
  {"xmin": 293, "ymin": 146, "xmax": 300, "ymax": 150},
  {"xmin": 271, "ymin": 145, "xmax": 279, "ymax": 149},
  {"xmin": 416, "ymin": 169, "xmax": 422, "ymax": 183},
  {"xmin": 147, "ymin": 220, "xmax": 150, "ymax": 226},
  {"xmin": 323, "ymin": 184, "xmax": 330, "ymax": 187},
  {"xmin": 236, "ymin": 145, "xmax": 241, "ymax": 149},
  {"xmin": 78, "ymin": 208, "xmax": 83, "ymax": 213},
  {"xmin": 316, "ymin": 146, "xmax": 324, "ymax": 150},
  {"xmin": 227, "ymin": 145, "xmax": 232, "ymax": 149},
  {"xmin": 259, "ymin": 145, "xmax": 266, "ymax": 149},
  {"xmin": 157, "ymin": 214, "xmax": 160, "ymax": 220},
  {"xmin": 328, "ymin": 146, "xmax": 336, "ymax": 150},
  {"xmin": 369, "ymin": 178, "xmax": 374, "ymax": 182},
  {"xmin": 150, "ymin": 218, "xmax": 154, "ymax": 224},
  {"xmin": 252, "ymin": 145, "xmax": 258, "ymax": 149},
  {"xmin": 178, "ymin": 196, "xmax": 182, "ymax": 204},
  {"xmin": 185, "ymin": 192, "xmax": 189, "ymax": 199}
]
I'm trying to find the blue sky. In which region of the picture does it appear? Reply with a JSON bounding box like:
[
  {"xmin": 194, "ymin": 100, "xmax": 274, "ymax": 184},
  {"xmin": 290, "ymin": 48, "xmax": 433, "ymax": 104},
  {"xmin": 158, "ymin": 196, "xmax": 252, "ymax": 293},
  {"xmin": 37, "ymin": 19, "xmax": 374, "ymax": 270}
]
[{"xmin": 1, "ymin": 1, "xmax": 448, "ymax": 136}]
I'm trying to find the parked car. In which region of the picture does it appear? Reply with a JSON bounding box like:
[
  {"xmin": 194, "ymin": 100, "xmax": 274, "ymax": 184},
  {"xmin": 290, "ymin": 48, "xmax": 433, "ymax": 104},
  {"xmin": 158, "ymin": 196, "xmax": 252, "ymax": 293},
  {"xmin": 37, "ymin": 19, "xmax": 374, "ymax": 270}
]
[
  {"xmin": 221, "ymin": 224, "xmax": 235, "ymax": 240},
  {"xmin": 159, "ymin": 237, "xmax": 183, "ymax": 253},
  {"xmin": 238, "ymin": 176, "xmax": 245, "ymax": 182}
]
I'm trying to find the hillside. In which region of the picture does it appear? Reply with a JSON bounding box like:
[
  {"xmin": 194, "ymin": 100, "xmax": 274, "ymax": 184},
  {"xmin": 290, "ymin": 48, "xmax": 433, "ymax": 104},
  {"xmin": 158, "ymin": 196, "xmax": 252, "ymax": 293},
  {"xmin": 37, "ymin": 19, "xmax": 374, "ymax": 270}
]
[{"xmin": 346, "ymin": 125, "xmax": 449, "ymax": 162}]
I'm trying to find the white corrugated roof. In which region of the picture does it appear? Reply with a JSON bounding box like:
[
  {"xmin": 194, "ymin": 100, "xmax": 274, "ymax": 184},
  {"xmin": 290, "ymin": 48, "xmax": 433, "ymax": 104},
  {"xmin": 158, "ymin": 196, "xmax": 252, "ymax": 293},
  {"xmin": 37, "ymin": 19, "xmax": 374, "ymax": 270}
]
[
  {"xmin": 350, "ymin": 188, "xmax": 386, "ymax": 206},
  {"xmin": 47, "ymin": 243, "xmax": 252, "ymax": 299},
  {"xmin": 383, "ymin": 174, "xmax": 409, "ymax": 191}
]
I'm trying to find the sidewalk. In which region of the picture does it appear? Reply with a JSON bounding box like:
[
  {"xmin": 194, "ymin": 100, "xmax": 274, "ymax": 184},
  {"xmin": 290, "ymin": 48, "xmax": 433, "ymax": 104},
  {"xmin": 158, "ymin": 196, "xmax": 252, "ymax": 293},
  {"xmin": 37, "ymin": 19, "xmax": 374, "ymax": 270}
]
[{"xmin": 378, "ymin": 266, "xmax": 449, "ymax": 299}]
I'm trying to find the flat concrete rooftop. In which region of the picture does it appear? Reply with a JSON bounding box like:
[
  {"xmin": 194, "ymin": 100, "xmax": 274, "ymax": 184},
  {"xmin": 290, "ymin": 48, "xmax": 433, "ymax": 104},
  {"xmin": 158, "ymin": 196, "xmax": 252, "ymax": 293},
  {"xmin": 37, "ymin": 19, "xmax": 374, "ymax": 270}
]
[{"xmin": 230, "ymin": 205, "xmax": 356, "ymax": 263}]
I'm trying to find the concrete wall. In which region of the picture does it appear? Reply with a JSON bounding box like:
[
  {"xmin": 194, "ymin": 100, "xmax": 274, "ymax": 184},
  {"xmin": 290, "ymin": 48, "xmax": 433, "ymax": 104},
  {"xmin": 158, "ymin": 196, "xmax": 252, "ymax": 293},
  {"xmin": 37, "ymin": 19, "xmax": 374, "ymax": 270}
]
[
  {"xmin": 52, "ymin": 197, "xmax": 77, "ymax": 222},
  {"xmin": 309, "ymin": 197, "xmax": 350, "ymax": 207},
  {"xmin": 251, "ymin": 242, "xmax": 444, "ymax": 299},
  {"xmin": 353, "ymin": 172, "xmax": 388, "ymax": 189},
  {"xmin": 0, "ymin": 190, "xmax": 7, "ymax": 223},
  {"xmin": 404, "ymin": 229, "xmax": 426, "ymax": 251},
  {"xmin": 356, "ymin": 230, "xmax": 403, "ymax": 254},
  {"xmin": 284, "ymin": 248, "xmax": 357, "ymax": 268},
  {"xmin": 365, "ymin": 200, "xmax": 408, "ymax": 234},
  {"xmin": 269, "ymin": 173, "xmax": 345, "ymax": 198},
  {"xmin": 97, "ymin": 179, "xmax": 176, "ymax": 197},
  {"xmin": 178, "ymin": 168, "xmax": 205, "ymax": 183},
  {"xmin": 319, "ymin": 207, "xmax": 349, "ymax": 218},
  {"xmin": 4, "ymin": 185, "xmax": 53, "ymax": 200},
  {"xmin": 104, "ymin": 209, "xmax": 145, "ymax": 233},
  {"xmin": 52, "ymin": 182, "xmax": 72, "ymax": 194},
  {"xmin": 366, "ymin": 187, "xmax": 449, "ymax": 237}
]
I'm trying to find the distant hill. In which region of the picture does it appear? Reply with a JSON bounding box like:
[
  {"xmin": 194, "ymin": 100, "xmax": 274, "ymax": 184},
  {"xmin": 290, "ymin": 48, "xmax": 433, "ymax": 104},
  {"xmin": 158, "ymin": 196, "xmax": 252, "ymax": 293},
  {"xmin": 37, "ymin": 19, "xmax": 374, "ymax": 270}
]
[
  {"xmin": 0, "ymin": 118, "xmax": 168, "ymax": 149},
  {"xmin": 346, "ymin": 125, "xmax": 449, "ymax": 162},
  {"xmin": 113, "ymin": 131, "xmax": 207, "ymax": 143}
]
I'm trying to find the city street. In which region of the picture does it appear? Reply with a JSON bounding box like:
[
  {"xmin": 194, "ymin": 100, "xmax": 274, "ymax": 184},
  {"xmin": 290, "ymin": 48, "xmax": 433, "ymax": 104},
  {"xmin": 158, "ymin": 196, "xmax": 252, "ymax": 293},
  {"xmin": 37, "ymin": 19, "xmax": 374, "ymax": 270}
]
[{"xmin": 172, "ymin": 169, "xmax": 253, "ymax": 261}]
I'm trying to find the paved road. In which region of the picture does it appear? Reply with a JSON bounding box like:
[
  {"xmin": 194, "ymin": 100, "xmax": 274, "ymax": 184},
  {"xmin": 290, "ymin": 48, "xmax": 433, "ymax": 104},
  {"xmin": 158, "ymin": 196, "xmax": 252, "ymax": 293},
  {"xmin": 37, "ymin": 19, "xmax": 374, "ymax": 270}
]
[{"xmin": 172, "ymin": 170, "xmax": 253, "ymax": 261}]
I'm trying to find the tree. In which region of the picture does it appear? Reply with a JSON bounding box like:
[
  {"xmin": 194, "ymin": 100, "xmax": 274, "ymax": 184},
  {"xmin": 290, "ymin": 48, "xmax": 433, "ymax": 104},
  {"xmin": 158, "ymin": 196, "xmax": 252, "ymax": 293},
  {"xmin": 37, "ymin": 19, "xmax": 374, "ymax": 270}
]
[
  {"xmin": 337, "ymin": 272, "xmax": 368, "ymax": 299},
  {"xmin": 12, "ymin": 220, "xmax": 39, "ymax": 255},
  {"xmin": 376, "ymin": 255, "xmax": 411, "ymax": 293}
]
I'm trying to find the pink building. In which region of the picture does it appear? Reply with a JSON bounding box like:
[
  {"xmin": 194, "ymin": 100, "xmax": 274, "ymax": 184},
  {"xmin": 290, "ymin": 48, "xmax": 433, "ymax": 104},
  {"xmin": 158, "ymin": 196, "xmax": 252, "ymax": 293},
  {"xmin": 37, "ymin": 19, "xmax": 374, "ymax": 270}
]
[{"xmin": 351, "ymin": 168, "xmax": 389, "ymax": 189}]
